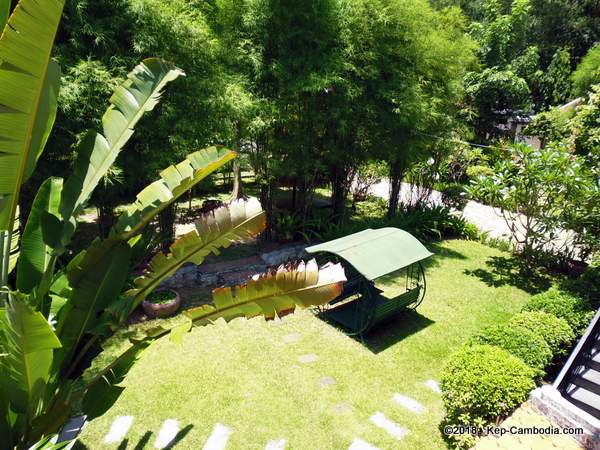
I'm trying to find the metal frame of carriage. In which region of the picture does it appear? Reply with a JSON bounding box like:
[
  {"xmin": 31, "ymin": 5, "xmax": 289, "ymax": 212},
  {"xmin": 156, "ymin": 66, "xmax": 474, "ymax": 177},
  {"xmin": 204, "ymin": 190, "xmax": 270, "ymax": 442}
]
[{"xmin": 306, "ymin": 227, "xmax": 433, "ymax": 337}]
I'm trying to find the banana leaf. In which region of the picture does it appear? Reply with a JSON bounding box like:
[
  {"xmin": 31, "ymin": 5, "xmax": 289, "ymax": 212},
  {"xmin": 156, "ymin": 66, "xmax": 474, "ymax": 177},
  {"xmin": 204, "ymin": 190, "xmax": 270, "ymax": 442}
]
[
  {"xmin": 113, "ymin": 146, "xmax": 236, "ymax": 240},
  {"xmin": 0, "ymin": 0, "xmax": 10, "ymax": 30},
  {"xmin": 186, "ymin": 260, "xmax": 346, "ymax": 325},
  {"xmin": 17, "ymin": 177, "xmax": 63, "ymax": 293},
  {"xmin": 0, "ymin": 0, "xmax": 64, "ymax": 230},
  {"xmin": 54, "ymin": 238, "xmax": 132, "ymax": 371},
  {"xmin": 81, "ymin": 338, "xmax": 152, "ymax": 420},
  {"xmin": 126, "ymin": 198, "xmax": 266, "ymax": 308},
  {"xmin": 59, "ymin": 58, "xmax": 184, "ymax": 223},
  {"xmin": 0, "ymin": 292, "xmax": 61, "ymax": 417}
]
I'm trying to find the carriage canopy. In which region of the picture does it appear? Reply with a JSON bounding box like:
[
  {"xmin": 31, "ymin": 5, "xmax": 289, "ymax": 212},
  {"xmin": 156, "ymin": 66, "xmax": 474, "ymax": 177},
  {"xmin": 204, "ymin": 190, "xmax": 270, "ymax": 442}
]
[{"xmin": 305, "ymin": 227, "xmax": 432, "ymax": 280}]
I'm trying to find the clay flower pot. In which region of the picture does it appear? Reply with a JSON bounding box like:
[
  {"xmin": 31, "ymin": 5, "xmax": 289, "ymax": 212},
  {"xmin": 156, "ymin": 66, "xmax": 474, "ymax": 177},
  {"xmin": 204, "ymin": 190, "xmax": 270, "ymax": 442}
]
[{"xmin": 142, "ymin": 289, "xmax": 181, "ymax": 318}]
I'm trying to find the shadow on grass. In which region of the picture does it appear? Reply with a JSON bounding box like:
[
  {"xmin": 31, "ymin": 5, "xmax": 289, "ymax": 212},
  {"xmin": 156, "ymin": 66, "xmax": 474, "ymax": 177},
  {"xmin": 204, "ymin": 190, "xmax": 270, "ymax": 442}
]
[
  {"xmin": 422, "ymin": 242, "xmax": 468, "ymax": 269},
  {"xmin": 318, "ymin": 309, "xmax": 434, "ymax": 354},
  {"xmin": 74, "ymin": 424, "xmax": 193, "ymax": 450},
  {"xmin": 464, "ymin": 255, "xmax": 553, "ymax": 294},
  {"xmin": 360, "ymin": 310, "xmax": 435, "ymax": 354}
]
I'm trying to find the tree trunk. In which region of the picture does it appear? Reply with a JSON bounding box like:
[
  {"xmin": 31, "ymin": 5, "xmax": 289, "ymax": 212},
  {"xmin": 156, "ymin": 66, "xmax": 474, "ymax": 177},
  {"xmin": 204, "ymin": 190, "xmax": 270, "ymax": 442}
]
[
  {"xmin": 331, "ymin": 165, "xmax": 348, "ymax": 224},
  {"xmin": 231, "ymin": 159, "xmax": 245, "ymax": 200},
  {"xmin": 158, "ymin": 203, "xmax": 177, "ymax": 252},
  {"xmin": 259, "ymin": 181, "xmax": 273, "ymax": 241},
  {"xmin": 387, "ymin": 159, "xmax": 405, "ymax": 219},
  {"xmin": 97, "ymin": 203, "xmax": 117, "ymax": 239}
]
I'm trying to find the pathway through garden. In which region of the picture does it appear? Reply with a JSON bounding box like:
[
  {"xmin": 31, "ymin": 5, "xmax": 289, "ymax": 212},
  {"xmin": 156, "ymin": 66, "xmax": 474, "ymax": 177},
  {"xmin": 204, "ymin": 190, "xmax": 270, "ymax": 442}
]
[{"xmin": 369, "ymin": 181, "xmax": 576, "ymax": 253}]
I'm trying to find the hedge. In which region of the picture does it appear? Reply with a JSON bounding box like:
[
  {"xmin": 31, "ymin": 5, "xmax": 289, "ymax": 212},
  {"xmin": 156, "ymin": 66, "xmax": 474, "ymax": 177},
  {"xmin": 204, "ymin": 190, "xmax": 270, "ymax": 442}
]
[{"xmin": 508, "ymin": 311, "xmax": 575, "ymax": 357}]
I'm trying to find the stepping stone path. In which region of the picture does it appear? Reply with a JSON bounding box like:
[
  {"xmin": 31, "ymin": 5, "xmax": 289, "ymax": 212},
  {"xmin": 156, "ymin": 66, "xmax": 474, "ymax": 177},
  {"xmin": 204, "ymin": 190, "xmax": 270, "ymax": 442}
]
[
  {"xmin": 282, "ymin": 333, "xmax": 301, "ymax": 344},
  {"xmin": 202, "ymin": 423, "xmax": 232, "ymax": 450},
  {"xmin": 424, "ymin": 379, "xmax": 441, "ymax": 393},
  {"xmin": 369, "ymin": 412, "xmax": 409, "ymax": 440},
  {"xmin": 332, "ymin": 402, "xmax": 353, "ymax": 415},
  {"xmin": 348, "ymin": 438, "xmax": 381, "ymax": 450},
  {"xmin": 317, "ymin": 376, "xmax": 336, "ymax": 388},
  {"xmin": 298, "ymin": 353, "xmax": 318, "ymax": 364},
  {"xmin": 264, "ymin": 438, "xmax": 287, "ymax": 449},
  {"xmin": 392, "ymin": 393, "xmax": 425, "ymax": 414},
  {"xmin": 104, "ymin": 416, "xmax": 133, "ymax": 444},
  {"xmin": 154, "ymin": 419, "xmax": 179, "ymax": 449}
]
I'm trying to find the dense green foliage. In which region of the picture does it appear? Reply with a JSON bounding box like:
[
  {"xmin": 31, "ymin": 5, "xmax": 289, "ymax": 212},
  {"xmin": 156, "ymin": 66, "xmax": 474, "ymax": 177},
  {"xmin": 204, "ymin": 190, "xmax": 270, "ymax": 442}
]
[
  {"xmin": 508, "ymin": 311, "xmax": 574, "ymax": 357},
  {"xmin": 469, "ymin": 143, "xmax": 599, "ymax": 263},
  {"xmin": 441, "ymin": 344, "xmax": 536, "ymax": 447},
  {"xmin": 523, "ymin": 287, "xmax": 595, "ymax": 335},
  {"xmin": 470, "ymin": 323, "xmax": 553, "ymax": 373}
]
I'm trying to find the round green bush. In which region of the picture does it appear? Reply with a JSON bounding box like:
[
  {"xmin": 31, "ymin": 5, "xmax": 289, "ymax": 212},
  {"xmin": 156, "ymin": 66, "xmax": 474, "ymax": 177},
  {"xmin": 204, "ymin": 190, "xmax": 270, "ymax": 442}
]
[
  {"xmin": 508, "ymin": 311, "xmax": 575, "ymax": 357},
  {"xmin": 523, "ymin": 287, "xmax": 595, "ymax": 336},
  {"xmin": 470, "ymin": 323, "xmax": 552, "ymax": 373},
  {"xmin": 441, "ymin": 344, "xmax": 536, "ymax": 426}
]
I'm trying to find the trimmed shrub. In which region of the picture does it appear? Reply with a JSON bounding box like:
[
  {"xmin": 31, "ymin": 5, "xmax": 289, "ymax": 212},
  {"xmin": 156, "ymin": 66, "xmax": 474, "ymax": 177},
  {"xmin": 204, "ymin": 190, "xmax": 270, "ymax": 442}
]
[
  {"xmin": 508, "ymin": 311, "xmax": 575, "ymax": 357},
  {"xmin": 523, "ymin": 287, "xmax": 595, "ymax": 336},
  {"xmin": 470, "ymin": 323, "xmax": 552, "ymax": 373},
  {"xmin": 441, "ymin": 344, "xmax": 536, "ymax": 426}
]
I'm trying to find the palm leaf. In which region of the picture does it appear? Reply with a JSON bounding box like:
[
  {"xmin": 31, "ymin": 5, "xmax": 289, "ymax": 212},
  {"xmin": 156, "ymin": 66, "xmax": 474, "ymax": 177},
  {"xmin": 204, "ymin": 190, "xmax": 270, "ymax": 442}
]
[
  {"xmin": 0, "ymin": 292, "xmax": 61, "ymax": 416},
  {"xmin": 113, "ymin": 146, "xmax": 236, "ymax": 240},
  {"xmin": 186, "ymin": 260, "xmax": 346, "ymax": 325},
  {"xmin": 59, "ymin": 58, "xmax": 184, "ymax": 222},
  {"xmin": 0, "ymin": 0, "xmax": 64, "ymax": 230},
  {"xmin": 17, "ymin": 177, "xmax": 63, "ymax": 293},
  {"xmin": 127, "ymin": 198, "xmax": 266, "ymax": 307}
]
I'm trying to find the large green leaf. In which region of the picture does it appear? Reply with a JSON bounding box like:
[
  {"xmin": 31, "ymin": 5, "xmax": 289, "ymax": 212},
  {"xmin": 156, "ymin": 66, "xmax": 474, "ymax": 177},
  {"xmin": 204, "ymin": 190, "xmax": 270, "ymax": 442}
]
[
  {"xmin": 0, "ymin": 0, "xmax": 64, "ymax": 231},
  {"xmin": 126, "ymin": 198, "xmax": 266, "ymax": 308},
  {"xmin": 54, "ymin": 238, "xmax": 132, "ymax": 371},
  {"xmin": 113, "ymin": 146, "xmax": 236, "ymax": 240},
  {"xmin": 0, "ymin": 292, "xmax": 61, "ymax": 416},
  {"xmin": 81, "ymin": 338, "xmax": 152, "ymax": 420},
  {"xmin": 186, "ymin": 260, "xmax": 346, "ymax": 325},
  {"xmin": 59, "ymin": 58, "xmax": 184, "ymax": 223},
  {"xmin": 17, "ymin": 177, "xmax": 63, "ymax": 293},
  {"xmin": 0, "ymin": 0, "xmax": 10, "ymax": 31}
]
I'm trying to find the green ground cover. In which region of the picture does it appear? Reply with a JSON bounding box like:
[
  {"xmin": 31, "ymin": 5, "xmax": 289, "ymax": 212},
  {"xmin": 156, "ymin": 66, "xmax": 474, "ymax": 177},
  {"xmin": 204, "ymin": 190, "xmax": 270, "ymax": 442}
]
[{"xmin": 77, "ymin": 240, "xmax": 531, "ymax": 449}]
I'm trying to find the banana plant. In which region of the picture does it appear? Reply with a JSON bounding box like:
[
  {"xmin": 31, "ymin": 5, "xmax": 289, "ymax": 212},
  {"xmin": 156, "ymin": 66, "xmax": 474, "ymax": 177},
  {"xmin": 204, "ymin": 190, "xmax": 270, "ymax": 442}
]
[{"xmin": 0, "ymin": 1, "xmax": 346, "ymax": 448}]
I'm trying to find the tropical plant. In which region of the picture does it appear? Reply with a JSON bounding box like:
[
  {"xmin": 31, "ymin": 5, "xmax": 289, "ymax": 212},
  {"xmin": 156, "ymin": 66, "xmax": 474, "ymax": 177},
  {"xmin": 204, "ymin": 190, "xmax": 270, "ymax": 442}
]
[
  {"xmin": 0, "ymin": 2, "xmax": 346, "ymax": 448},
  {"xmin": 468, "ymin": 143, "xmax": 597, "ymax": 264}
]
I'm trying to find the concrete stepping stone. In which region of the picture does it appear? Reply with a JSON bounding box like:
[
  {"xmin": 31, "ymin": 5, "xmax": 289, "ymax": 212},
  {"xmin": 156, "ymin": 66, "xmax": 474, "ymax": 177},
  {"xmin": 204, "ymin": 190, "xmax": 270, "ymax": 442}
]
[
  {"xmin": 392, "ymin": 393, "xmax": 425, "ymax": 414},
  {"xmin": 265, "ymin": 438, "xmax": 287, "ymax": 449},
  {"xmin": 348, "ymin": 438, "xmax": 381, "ymax": 450},
  {"xmin": 332, "ymin": 402, "xmax": 353, "ymax": 415},
  {"xmin": 202, "ymin": 423, "xmax": 231, "ymax": 450},
  {"xmin": 424, "ymin": 379, "xmax": 441, "ymax": 393},
  {"xmin": 282, "ymin": 333, "xmax": 301, "ymax": 344},
  {"xmin": 317, "ymin": 376, "xmax": 336, "ymax": 388},
  {"xmin": 369, "ymin": 412, "xmax": 408, "ymax": 440},
  {"xmin": 298, "ymin": 353, "xmax": 318, "ymax": 363},
  {"xmin": 154, "ymin": 419, "xmax": 180, "ymax": 449},
  {"xmin": 104, "ymin": 416, "xmax": 133, "ymax": 444}
]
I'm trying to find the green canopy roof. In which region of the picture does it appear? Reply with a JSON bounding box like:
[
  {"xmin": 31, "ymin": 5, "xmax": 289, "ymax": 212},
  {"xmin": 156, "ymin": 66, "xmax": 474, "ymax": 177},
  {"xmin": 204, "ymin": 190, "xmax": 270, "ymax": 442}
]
[{"xmin": 305, "ymin": 227, "xmax": 432, "ymax": 281}]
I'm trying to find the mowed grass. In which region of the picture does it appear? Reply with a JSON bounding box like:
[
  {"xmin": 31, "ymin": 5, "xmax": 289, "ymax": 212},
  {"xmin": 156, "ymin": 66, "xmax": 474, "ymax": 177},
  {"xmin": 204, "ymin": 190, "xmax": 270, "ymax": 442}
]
[{"xmin": 77, "ymin": 240, "xmax": 531, "ymax": 450}]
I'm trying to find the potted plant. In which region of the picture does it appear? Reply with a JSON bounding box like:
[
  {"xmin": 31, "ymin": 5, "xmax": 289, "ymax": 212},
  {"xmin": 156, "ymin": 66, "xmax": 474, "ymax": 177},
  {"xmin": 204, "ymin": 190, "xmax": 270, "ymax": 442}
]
[{"xmin": 142, "ymin": 289, "xmax": 181, "ymax": 318}]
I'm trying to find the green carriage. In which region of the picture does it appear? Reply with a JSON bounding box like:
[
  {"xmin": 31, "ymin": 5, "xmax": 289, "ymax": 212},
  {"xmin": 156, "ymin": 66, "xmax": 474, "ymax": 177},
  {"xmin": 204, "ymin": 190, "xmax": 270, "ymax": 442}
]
[{"xmin": 306, "ymin": 227, "xmax": 433, "ymax": 337}]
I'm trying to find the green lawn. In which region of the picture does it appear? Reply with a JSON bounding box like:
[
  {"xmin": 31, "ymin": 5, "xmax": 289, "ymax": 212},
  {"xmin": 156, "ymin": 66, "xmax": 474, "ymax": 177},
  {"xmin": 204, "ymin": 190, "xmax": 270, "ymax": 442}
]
[{"xmin": 77, "ymin": 240, "xmax": 531, "ymax": 450}]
